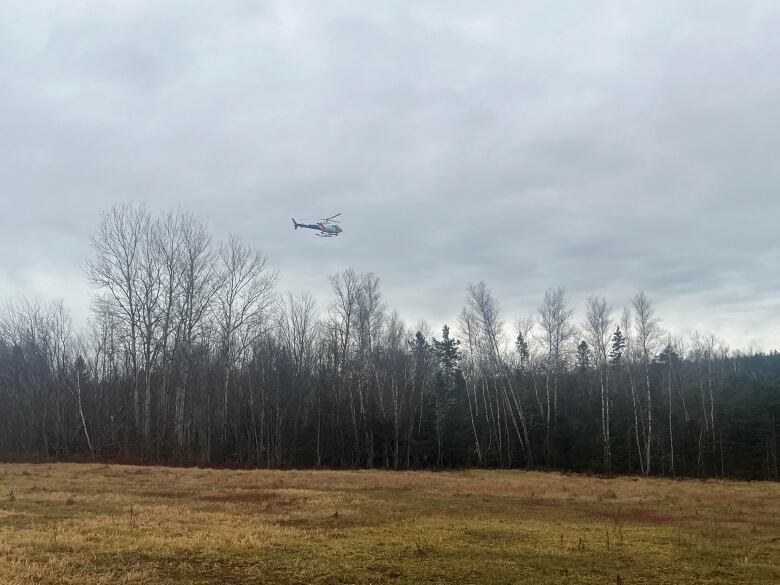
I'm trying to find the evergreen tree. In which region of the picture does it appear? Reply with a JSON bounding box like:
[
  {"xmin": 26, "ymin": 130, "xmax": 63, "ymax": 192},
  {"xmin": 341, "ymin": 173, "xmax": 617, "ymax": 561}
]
[
  {"xmin": 610, "ymin": 326, "xmax": 626, "ymax": 368},
  {"xmin": 577, "ymin": 340, "xmax": 591, "ymax": 372},
  {"xmin": 434, "ymin": 325, "xmax": 461, "ymax": 379},
  {"xmin": 433, "ymin": 325, "xmax": 462, "ymax": 467},
  {"xmin": 655, "ymin": 343, "xmax": 678, "ymax": 366},
  {"xmin": 515, "ymin": 333, "xmax": 530, "ymax": 373}
]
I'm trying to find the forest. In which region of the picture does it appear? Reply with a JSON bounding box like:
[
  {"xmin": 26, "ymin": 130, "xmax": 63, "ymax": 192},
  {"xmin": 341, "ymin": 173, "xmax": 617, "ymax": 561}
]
[{"xmin": 0, "ymin": 204, "xmax": 778, "ymax": 479}]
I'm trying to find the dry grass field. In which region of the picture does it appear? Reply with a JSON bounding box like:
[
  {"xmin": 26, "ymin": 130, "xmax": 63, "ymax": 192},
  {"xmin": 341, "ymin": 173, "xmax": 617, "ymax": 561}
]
[{"xmin": 0, "ymin": 463, "xmax": 778, "ymax": 584}]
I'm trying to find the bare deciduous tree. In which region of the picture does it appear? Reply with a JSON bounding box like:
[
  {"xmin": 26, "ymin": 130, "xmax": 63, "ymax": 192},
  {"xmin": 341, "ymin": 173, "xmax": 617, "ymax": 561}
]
[
  {"xmin": 632, "ymin": 291, "xmax": 662, "ymax": 475},
  {"xmin": 86, "ymin": 203, "xmax": 148, "ymax": 443},
  {"xmin": 585, "ymin": 295, "xmax": 613, "ymax": 473},
  {"xmin": 215, "ymin": 234, "xmax": 277, "ymax": 459},
  {"xmin": 538, "ymin": 287, "xmax": 575, "ymax": 462}
]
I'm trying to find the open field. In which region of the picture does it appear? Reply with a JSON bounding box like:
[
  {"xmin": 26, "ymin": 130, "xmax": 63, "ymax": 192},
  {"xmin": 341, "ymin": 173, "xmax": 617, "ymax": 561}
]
[{"xmin": 0, "ymin": 464, "xmax": 778, "ymax": 584}]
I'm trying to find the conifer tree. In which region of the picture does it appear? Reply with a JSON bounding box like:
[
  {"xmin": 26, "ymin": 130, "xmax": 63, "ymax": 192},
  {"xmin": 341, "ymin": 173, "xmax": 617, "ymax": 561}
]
[
  {"xmin": 515, "ymin": 333, "xmax": 530, "ymax": 374},
  {"xmin": 610, "ymin": 326, "xmax": 626, "ymax": 368},
  {"xmin": 433, "ymin": 325, "xmax": 461, "ymax": 466},
  {"xmin": 577, "ymin": 340, "xmax": 591, "ymax": 372}
]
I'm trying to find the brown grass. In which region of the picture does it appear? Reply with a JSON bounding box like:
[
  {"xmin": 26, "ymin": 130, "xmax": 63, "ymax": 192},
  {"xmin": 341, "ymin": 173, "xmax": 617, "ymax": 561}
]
[
  {"xmin": 1, "ymin": 463, "xmax": 779, "ymax": 584},
  {"xmin": 601, "ymin": 507, "xmax": 688, "ymax": 525}
]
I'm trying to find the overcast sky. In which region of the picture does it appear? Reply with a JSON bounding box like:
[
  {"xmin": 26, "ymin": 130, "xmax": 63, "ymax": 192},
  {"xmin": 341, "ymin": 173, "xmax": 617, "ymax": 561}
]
[{"xmin": 1, "ymin": 1, "xmax": 779, "ymax": 350}]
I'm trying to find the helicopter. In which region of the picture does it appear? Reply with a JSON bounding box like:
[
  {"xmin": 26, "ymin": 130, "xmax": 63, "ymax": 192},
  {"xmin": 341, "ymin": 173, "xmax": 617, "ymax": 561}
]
[{"xmin": 291, "ymin": 213, "xmax": 343, "ymax": 237}]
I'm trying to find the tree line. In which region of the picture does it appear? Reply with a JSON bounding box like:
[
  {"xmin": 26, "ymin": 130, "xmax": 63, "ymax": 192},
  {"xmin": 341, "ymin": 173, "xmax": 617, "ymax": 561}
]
[{"xmin": 0, "ymin": 204, "xmax": 778, "ymax": 479}]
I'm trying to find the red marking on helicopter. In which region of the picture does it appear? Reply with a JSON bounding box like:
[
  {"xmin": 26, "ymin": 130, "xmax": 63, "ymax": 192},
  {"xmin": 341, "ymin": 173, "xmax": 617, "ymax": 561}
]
[{"xmin": 292, "ymin": 213, "xmax": 343, "ymax": 237}]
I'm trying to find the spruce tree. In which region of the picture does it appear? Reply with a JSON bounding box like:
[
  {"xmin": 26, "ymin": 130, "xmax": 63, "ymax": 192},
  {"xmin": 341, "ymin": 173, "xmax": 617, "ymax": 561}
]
[
  {"xmin": 577, "ymin": 340, "xmax": 591, "ymax": 372},
  {"xmin": 515, "ymin": 332, "xmax": 530, "ymax": 373},
  {"xmin": 610, "ymin": 326, "xmax": 626, "ymax": 368},
  {"xmin": 432, "ymin": 325, "xmax": 462, "ymax": 466}
]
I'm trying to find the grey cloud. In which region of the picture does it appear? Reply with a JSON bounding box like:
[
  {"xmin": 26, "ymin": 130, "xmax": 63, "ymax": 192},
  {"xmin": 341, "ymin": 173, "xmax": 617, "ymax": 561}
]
[{"xmin": 1, "ymin": 0, "xmax": 779, "ymax": 348}]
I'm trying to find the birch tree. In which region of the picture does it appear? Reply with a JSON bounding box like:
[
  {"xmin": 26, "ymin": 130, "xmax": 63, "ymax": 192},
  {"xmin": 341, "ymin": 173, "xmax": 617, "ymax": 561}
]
[
  {"xmin": 585, "ymin": 295, "xmax": 613, "ymax": 473},
  {"xmin": 538, "ymin": 287, "xmax": 575, "ymax": 462},
  {"xmin": 632, "ymin": 291, "xmax": 662, "ymax": 475}
]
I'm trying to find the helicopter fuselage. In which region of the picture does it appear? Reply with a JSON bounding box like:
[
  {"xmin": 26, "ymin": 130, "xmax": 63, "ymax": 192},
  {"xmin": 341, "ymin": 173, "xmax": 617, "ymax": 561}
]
[{"xmin": 292, "ymin": 218, "xmax": 342, "ymax": 236}]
